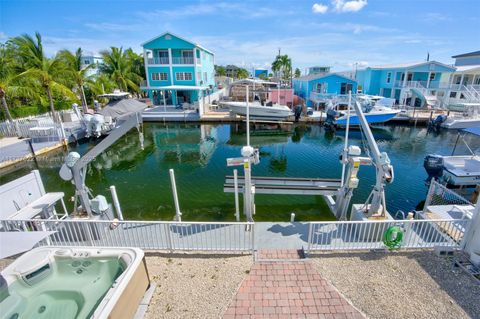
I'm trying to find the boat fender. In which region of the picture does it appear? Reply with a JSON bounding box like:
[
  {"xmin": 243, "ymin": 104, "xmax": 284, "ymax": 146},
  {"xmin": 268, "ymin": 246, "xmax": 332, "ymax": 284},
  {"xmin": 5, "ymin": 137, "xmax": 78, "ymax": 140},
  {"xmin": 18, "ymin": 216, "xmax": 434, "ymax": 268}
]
[{"xmin": 383, "ymin": 226, "xmax": 403, "ymax": 249}]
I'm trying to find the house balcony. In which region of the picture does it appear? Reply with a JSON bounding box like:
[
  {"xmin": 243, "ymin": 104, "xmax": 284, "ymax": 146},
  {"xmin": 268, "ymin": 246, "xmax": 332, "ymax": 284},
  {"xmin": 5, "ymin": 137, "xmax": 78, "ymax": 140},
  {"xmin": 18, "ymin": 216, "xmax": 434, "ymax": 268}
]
[
  {"xmin": 147, "ymin": 57, "xmax": 170, "ymax": 65},
  {"xmin": 172, "ymin": 56, "xmax": 194, "ymax": 64},
  {"xmin": 146, "ymin": 56, "xmax": 195, "ymax": 65}
]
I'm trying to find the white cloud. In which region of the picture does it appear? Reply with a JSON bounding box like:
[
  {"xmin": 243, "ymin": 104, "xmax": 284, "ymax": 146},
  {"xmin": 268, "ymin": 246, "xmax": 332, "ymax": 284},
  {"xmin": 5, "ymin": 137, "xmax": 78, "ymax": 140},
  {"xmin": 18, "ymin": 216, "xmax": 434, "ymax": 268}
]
[
  {"xmin": 0, "ymin": 32, "xmax": 7, "ymax": 40},
  {"xmin": 332, "ymin": 0, "xmax": 368, "ymax": 13},
  {"xmin": 85, "ymin": 22, "xmax": 136, "ymax": 32},
  {"xmin": 312, "ymin": 3, "xmax": 328, "ymax": 14}
]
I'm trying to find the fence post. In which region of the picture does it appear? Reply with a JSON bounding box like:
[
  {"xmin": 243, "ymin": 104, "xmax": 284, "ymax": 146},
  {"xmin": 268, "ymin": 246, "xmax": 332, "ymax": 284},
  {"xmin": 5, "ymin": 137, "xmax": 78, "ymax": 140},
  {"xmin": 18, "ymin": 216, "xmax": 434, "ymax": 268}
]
[
  {"xmin": 251, "ymin": 223, "xmax": 255, "ymax": 258},
  {"xmin": 110, "ymin": 185, "xmax": 124, "ymax": 220},
  {"xmin": 166, "ymin": 223, "xmax": 174, "ymax": 252},
  {"xmin": 306, "ymin": 223, "xmax": 313, "ymax": 254}
]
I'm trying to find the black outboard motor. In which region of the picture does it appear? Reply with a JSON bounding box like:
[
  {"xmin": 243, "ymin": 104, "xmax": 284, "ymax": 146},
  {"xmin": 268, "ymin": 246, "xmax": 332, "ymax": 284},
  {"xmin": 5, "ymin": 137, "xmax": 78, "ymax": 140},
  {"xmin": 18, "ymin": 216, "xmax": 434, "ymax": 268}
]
[
  {"xmin": 294, "ymin": 105, "xmax": 302, "ymax": 122},
  {"xmin": 428, "ymin": 114, "xmax": 447, "ymax": 132},
  {"xmin": 423, "ymin": 154, "xmax": 444, "ymax": 178},
  {"xmin": 324, "ymin": 108, "xmax": 338, "ymax": 131}
]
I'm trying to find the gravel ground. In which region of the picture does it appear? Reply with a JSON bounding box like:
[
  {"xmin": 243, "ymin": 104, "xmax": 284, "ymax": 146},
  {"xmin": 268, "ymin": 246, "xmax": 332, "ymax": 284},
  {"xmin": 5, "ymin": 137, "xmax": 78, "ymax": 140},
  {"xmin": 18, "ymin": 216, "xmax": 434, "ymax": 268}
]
[
  {"xmin": 144, "ymin": 253, "xmax": 253, "ymax": 319},
  {"xmin": 311, "ymin": 251, "xmax": 480, "ymax": 319}
]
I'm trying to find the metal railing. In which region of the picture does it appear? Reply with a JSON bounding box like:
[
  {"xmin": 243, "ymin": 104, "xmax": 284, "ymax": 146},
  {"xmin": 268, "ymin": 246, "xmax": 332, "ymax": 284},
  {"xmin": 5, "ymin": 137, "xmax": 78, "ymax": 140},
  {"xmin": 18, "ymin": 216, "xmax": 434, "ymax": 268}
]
[
  {"xmin": 172, "ymin": 56, "xmax": 194, "ymax": 64},
  {"xmin": 1, "ymin": 219, "xmax": 255, "ymax": 252},
  {"xmin": 147, "ymin": 57, "xmax": 169, "ymax": 65},
  {"xmin": 306, "ymin": 218, "xmax": 470, "ymax": 252},
  {"xmin": 424, "ymin": 180, "xmax": 473, "ymax": 211}
]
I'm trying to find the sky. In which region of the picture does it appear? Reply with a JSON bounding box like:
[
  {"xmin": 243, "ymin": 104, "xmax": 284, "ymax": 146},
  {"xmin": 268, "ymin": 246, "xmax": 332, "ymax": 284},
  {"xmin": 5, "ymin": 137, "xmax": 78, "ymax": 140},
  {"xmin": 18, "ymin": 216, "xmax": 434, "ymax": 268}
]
[{"xmin": 0, "ymin": 0, "xmax": 479, "ymax": 72}]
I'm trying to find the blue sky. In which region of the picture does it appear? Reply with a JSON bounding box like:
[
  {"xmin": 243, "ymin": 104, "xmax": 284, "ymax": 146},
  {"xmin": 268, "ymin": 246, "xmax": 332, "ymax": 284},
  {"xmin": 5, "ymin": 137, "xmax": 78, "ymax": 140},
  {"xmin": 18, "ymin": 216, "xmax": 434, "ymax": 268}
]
[{"xmin": 1, "ymin": 0, "xmax": 478, "ymax": 72}]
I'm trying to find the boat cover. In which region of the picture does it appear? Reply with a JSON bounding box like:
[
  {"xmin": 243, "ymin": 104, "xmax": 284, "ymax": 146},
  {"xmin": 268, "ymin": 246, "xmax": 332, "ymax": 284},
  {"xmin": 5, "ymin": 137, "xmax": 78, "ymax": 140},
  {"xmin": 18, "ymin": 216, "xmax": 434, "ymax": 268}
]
[{"xmin": 99, "ymin": 99, "xmax": 147, "ymax": 119}]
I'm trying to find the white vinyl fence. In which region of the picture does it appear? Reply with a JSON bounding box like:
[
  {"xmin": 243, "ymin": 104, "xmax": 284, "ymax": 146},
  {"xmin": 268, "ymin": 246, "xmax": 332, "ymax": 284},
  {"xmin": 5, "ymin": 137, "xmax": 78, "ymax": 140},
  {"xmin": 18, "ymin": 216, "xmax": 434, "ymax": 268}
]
[
  {"xmin": 306, "ymin": 218, "xmax": 470, "ymax": 252},
  {"xmin": 1, "ymin": 219, "xmax": 255, "ymax": 253},
  {"xmin": 0, "ymin": 116, "xmax": 63, "ymax": 140}
]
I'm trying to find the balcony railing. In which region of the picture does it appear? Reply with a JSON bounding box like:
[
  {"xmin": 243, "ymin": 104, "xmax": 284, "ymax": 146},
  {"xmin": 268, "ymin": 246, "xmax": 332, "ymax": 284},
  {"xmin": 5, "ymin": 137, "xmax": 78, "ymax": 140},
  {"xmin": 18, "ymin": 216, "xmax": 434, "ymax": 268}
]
[
  {"xmin": 147, "ymin": 57, "xmax": 169, "ymax": 65},
  {"xmin": 172, "ymin": 56, "xmax": 194, "ymax": 64}
]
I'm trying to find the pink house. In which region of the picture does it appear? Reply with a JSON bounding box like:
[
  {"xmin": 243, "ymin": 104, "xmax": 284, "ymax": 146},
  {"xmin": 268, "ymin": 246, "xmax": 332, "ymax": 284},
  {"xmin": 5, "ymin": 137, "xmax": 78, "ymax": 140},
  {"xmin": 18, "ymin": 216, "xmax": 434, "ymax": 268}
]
[{"xmin": 269, "ymin": 89, "xmax": 294, "ymax": 107}]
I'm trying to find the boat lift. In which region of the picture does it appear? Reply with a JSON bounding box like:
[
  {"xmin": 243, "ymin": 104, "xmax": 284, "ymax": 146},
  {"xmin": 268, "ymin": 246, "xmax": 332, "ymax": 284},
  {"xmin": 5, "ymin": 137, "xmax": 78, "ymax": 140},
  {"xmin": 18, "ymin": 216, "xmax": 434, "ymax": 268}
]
[
  {"xmin": 225, "ymin": 91, "xmax": 394, "ymax": 222},
  {"xmin": 59, "ymin": 112, "xmax": 144, "ymax": 218}
]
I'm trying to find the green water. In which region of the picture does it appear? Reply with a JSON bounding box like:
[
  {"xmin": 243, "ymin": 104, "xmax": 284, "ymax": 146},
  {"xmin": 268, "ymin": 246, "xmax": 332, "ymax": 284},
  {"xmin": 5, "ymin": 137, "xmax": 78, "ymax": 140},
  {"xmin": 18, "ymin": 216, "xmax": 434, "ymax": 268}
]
[
  {"xmin": 1, "ymin": 123, "xmax": 478, "ymax": 222},
  {"xmin": 0, "ymin": 257, "xmax": 123, "ymax": 319}
]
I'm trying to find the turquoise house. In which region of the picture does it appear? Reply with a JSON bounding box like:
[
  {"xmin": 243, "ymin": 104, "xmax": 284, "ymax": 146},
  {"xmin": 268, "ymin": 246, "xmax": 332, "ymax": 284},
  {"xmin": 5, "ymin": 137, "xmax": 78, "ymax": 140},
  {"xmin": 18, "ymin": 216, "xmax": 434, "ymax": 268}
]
[
  {"xmin": 293, "ymin": 73, "xmax": 358, "ymax": 107},
  {"xmin": 140, "ymin": 32, "xmax": 215, "ymax": 113},
  {"xmin": 356, "ymin": 61, "xmax": 456, "ymax": 106}
]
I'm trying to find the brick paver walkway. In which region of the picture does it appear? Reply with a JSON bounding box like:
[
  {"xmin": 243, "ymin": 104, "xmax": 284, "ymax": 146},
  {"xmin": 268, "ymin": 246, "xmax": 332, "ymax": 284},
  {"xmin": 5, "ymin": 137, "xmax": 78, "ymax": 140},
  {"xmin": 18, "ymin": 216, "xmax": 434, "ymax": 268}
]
[{"xmin": 224, "ymin": 250, "xmax": 365, "ymax": 319}]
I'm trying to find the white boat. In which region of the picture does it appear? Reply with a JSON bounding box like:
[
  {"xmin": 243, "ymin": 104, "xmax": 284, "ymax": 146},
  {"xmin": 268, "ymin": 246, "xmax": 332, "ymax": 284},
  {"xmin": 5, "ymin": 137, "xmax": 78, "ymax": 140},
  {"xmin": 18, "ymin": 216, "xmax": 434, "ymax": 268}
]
[
  {"xmin": 442, "ymin": 103, "xmax": 480, "ymax": 129},
  {"xmin": 336, "ymin": 106, "xmax": 400, "ymax": 126},
  {"xmin": 424, "ymin": 128, "xmax": 480, "ymax": 187},
  {"xmin": 222, "ymin": 101, "xmax": 293, "ymax": 120},
  {"xmin": 441, "ymin": 155, "xmax": 480, "ymax": 186},
  {"xmin": 334, "ymin": 97, "xmax": 400, "ymax": 125}
]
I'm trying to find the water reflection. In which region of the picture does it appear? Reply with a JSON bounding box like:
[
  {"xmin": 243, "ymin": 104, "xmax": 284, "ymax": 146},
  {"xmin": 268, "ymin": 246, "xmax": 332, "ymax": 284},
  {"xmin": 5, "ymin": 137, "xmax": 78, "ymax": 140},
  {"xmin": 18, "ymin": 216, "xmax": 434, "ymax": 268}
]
[
  {"xmin": 1, "ymin": 122, "xmax": 479, "ymax": 222},
  {"xmin": 152, "ymin": 124, "xmax": 217, "ymax": 167}
]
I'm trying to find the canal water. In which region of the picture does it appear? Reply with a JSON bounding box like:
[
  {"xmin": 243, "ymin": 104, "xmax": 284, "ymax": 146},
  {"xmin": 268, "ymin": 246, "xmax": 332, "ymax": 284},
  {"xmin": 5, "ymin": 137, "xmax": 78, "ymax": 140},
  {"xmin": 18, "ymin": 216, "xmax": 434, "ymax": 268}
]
[{"xmin": 1, "ymin": 123, "xmax": 478, "ymax": 222}]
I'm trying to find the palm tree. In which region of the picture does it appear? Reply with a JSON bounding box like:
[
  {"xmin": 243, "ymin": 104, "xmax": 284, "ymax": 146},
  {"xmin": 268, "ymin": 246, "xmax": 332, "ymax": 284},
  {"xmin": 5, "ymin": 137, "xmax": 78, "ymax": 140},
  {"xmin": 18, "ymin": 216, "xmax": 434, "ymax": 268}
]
[
  {"xmin": 12, "ymin": 32, "xmax": 76, "ymax": 119},
  {"xmin": 0, "ymin": 43, "xmax": 40, "ymax": 121},
  {"xmin": 272, "ymin": 54, "xmax": 292, "ymax": 81},
  {"xmin": 58, "ymin": 48, "xmax": 94, "ymax": 113},
  {"xmin": 294, "ymin": 68, "xmax": 301, "ymax": 78},
  {"xmin": 215, "ymin": 65, "xmax": 226, "ymax": 77},
  {"xmin": 236, "ymin": 68, "xmax": 249, "ymax": 79},
  {"xmin": 100, "ymin": 47, "xmax": 142, "ymax": 94}
]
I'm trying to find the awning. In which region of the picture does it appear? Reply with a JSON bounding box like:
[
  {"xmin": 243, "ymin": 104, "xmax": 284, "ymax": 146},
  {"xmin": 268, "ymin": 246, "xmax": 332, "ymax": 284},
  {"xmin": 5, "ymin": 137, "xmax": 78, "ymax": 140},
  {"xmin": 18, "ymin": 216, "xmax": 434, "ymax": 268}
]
[
  {"xmin": 462, "ymin": 127, "xmax": 480, "ymax": 137},
  {"xmin": 0, "ymin": 231, "xmax": 56, "ymax": 258}
]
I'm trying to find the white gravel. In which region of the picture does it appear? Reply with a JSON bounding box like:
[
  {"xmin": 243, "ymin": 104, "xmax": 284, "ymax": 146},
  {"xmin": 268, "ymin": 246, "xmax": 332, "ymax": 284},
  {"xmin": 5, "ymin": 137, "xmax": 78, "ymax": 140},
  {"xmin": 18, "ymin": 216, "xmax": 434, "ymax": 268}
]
[
  {"xmin": 311, "ymin": 251, "xmax": 480, "ymax": 319},
  {"xmin": 144, "ymin": 253, "xmax": 253, "ymax": 319}
]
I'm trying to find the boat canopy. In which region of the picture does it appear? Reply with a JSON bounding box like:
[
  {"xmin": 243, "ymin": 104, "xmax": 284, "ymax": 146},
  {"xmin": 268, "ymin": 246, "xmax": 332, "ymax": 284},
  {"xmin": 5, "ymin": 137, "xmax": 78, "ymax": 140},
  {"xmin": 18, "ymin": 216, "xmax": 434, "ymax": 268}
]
[
  {"xmin": 462, "ymin": 127, "xmax": 480, "ymax": 137},
  {"xmin": 99, "ymin": 99, "xmax": 148, "ymax": 119}
]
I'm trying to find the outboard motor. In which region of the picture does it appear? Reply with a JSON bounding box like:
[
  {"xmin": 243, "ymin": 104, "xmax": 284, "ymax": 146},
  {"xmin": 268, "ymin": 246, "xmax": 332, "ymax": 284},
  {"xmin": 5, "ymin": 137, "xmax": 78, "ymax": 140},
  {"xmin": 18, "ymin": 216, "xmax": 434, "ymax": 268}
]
[
  {"xmin": 324, "ymin": 108, "xmax": 338, "ymax": 131},
  {"xmin": 428, "ymin": 114, "xmax": 447, "ymax": 132},
  {"xmin": 90, "ymin": 114, "xmax": 105, "ymax": 138},
  {"xmin": 294, "ymin": 105, "xmax": 302, "ymax": 122},
  {"xmin": 423, "ymin": 154, "xmax": 444, "ymax": 179}
]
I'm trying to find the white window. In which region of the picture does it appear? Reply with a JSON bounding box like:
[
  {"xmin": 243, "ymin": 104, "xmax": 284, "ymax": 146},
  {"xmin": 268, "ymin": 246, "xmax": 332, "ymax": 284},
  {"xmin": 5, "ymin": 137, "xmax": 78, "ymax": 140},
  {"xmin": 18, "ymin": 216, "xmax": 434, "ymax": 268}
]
[
  {"xmin": 386, "ymin": 72, "xmax": 391, "ymax": 84},
  {"xmin": 197, "ymin": 72, "xmax": 201, "ymax": 82},
  {"xmin": 315, "ymin": 83, "xmax": 327, "ymax": 93},
  {"xmin": 152, "ymin": 72, "xmax": 167, "ymax": 81},
  {"xmin": 176, "ymin": 72, "xmax": 192, "ymax": 81},
  {"xmin": 204, "ymin": 72, "xmax": 207, "ymax": 82}
]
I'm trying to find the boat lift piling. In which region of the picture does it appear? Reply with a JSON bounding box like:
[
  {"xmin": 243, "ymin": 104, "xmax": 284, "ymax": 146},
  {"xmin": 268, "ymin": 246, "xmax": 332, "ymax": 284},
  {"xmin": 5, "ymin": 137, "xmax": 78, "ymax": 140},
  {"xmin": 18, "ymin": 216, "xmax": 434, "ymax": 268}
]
[
  {"xmin": 169, "ymin": 169, "xmax": 182, "ymax": 222},
  {"xmin": 233, "ymin": 169, "xmax": 240, "ymax": 222},
  {"xmin": 109, "ymin": 185, "xmax": 124, "ymax": 221}
]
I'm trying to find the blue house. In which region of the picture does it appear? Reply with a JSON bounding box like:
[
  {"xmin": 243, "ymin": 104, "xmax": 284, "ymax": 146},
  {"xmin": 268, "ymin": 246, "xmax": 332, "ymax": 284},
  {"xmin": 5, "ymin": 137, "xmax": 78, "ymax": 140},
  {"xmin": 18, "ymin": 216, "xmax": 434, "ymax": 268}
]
[
  {"xmin": 293, "ymin": 73, "xmax": 358, "ymax": 107},
  {"xmin": 356, "ymin": 61, "xmax": 456, "ymax": 106},
  {"xmin": 140, "ymin": 32, "xmax": 215, "ymax": 114}
]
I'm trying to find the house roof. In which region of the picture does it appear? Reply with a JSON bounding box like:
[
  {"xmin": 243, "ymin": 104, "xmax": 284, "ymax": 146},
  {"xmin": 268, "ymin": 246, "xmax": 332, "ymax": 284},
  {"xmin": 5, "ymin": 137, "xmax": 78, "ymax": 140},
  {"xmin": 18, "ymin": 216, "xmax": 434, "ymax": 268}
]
[
  {"xmin": 454, "ymin": 64, "xmax": 480, "ymax": 73},
  {"xmin": 141, "ymin": 31, "xmax": 214, "ymax": 55},
  {"xmin": 294, "ymin": 72, "xmax": 356, "ymax": 82},
  {"xmin": 452, "ymin": 50, "xmax": 480, "ymax": 58},
  {"xmin": 367, "ymin": 61, "xmax": 455, "ymax": 71}
]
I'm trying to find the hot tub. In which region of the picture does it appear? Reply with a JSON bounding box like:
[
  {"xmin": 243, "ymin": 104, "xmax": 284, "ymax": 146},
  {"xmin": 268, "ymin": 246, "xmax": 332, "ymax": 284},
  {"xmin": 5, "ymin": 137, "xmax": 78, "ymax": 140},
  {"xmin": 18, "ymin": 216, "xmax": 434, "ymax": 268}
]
[{"xmin": 0, "ymin": 247, "xmax": 150, "ymax": 319}]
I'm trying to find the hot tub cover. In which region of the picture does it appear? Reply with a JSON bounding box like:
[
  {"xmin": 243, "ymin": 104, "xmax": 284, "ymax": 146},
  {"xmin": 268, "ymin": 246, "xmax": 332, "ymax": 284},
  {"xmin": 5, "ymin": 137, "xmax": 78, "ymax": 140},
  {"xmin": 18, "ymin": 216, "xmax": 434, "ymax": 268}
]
[{"xmin": 0, "ymin": 231, "xmax": 56, "ymax": 258}]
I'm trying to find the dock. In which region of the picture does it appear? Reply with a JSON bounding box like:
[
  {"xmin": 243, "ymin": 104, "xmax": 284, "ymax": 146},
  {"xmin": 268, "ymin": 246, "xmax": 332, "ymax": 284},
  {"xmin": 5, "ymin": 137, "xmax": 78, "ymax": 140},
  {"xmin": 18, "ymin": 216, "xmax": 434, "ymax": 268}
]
[{"xmin": 224, "ymin": 176, "xmax": 342, "ymax": 196}]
